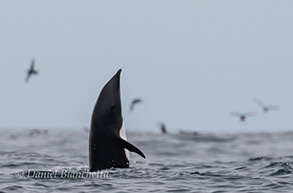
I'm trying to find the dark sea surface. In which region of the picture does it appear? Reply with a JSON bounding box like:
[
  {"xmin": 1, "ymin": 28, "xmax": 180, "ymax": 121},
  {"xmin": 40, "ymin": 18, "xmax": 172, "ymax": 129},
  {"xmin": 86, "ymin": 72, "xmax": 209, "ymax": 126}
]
[{"xmin": 1, "ymin": 129, "xmax": 293, "ymax": 193}]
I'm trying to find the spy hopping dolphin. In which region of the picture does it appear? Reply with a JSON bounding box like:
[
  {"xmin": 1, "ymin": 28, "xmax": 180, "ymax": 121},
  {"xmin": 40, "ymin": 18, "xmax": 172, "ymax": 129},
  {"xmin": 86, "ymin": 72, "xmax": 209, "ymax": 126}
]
[{"xmin": 89, "ymin": 69, "xmax": 146, "ymax": 171}]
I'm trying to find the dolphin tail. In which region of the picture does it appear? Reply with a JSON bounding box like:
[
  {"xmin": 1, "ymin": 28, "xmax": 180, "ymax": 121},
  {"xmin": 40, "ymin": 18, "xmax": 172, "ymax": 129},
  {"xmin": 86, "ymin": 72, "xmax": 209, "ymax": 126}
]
[{"xmin": 120, "ymin": 138, "xmax": 146, "ymax": 159}]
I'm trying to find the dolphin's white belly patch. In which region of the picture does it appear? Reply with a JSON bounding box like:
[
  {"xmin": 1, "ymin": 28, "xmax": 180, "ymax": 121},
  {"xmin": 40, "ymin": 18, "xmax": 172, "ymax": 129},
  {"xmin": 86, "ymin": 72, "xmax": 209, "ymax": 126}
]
[{"xmin": 119, "ymin": 121, "xmax": 130, "ymax": 160}]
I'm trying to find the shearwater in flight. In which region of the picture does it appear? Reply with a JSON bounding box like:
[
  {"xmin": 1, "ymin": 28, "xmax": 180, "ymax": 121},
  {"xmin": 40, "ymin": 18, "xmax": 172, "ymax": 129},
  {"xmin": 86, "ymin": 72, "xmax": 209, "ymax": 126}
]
[{"xmin": 25, "ymin": 58, "xmax": 38, "ymax": 82}]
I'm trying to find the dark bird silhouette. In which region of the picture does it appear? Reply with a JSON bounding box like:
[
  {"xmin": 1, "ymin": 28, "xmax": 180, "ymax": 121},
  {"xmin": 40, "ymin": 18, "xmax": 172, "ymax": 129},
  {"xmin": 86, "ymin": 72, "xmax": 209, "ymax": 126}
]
[
  {"xmin": 29, "ymin": 129, "xmax": 41, "ymax": 136},
  {"xmin": 130, "ymin": 98, "xmax": 142, "ymax": 112},
  {"xmin": 159, "ymin": 122, "xmax": 167, "ymax": 134},
  {"xmin": 254, "ymin": 98, "xmax": 279, "ymax": 113},
  {"xmin": 25, "ymin": 59, "xmax": 38, "ymax": 82},
  {"xmin": 230, "ymin": 112, "xmax": 257, "ymax": 122}
]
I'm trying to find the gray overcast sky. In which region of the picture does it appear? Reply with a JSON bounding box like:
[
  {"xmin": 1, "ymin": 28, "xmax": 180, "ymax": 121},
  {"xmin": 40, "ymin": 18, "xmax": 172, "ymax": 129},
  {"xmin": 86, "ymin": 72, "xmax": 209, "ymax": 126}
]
[{"xmin": 0, "ymin": 1, "xmax": 293, "ymax": 132}]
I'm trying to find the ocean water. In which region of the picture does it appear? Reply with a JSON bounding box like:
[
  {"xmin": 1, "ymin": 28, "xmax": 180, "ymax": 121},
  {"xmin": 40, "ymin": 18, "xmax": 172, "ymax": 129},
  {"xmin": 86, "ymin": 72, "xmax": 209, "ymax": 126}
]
[{"xmin": 1, "ymin": 129, "xmax": 293, "ymax": 193}]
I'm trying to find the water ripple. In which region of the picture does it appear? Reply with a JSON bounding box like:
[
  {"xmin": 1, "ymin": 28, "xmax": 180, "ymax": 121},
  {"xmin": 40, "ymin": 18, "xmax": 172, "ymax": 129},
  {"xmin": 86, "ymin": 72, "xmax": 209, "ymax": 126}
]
[{"xmin": 1, "ymin": 130, "xmax": 293, "ymax": 192}]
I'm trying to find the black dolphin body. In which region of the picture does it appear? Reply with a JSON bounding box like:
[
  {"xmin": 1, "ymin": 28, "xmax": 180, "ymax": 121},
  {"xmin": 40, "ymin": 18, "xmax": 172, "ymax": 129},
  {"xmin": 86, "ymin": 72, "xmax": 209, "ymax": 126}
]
[{"xmin": 89, "ymin": 69, "xmax": 145, "ymax": 171}]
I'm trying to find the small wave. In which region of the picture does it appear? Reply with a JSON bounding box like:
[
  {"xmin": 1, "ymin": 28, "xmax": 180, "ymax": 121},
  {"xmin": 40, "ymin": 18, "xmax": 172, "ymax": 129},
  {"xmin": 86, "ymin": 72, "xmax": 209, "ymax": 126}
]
[
  {"xmin": 248, "ymin": 156, "xmax": 273, "ymax": 161},
  {"xmin": 269, "ymin": 169, "xmax": 292, "ymax": 176},
  {"xmin": 2, "ymin": 185, "xmax": 26, "ymax": 191},
  {"xmin": 265, "ymin": 162, "xmax": 291, "ymax": 168},
  {"xmin": 263, "ymin": 162, "xmax": 293, "ymax": 176}
]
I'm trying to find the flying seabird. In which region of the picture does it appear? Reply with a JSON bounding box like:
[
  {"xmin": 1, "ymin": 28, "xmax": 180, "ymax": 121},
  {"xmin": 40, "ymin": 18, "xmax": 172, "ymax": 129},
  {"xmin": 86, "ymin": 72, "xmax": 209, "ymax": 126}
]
[
  {"xmin": 159, "ymin": 122, "xmax": 167, "ymax": 134},
  {"xmin": 230, "ymin": 111, "xmax": 257, "ymax": 122},
  {"xmin": 254, "ymin": 98, "xmax": 279, "ymax": 113},
  {"xmin": 29, "ymin": 129, "xmax": 41, "ymax": 136},
  {"xmin": 130, "ymin": 98, "xmax": 142, "ymax": 112},
  {"xmin": 25, "ymin": 59, "xmax": 38, "ymax": 82}
]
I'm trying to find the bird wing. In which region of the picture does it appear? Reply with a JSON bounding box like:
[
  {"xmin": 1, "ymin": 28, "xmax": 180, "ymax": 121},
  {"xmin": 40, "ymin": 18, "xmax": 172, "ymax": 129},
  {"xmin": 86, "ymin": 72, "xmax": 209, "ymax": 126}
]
[
  {"xmin": 267, "ymin": 105, "xmax": 279, "ymax": 110},
  {"xmin": 254, "ymin": 98, "xmax": 265, "ymax": 108},
  {"xmin": 244, "ymin": 112, "xmax": 257, "ymax": 117},
  {"xmin": 130, "ymin": 99, "xmax": 142, "ymax": 112},
  {"xmin": 31, "ymin": 59, "xmax": 35, "ymax": 69},
  {"xmin": 133, "ymin": 99, "xmax": 141, "ymax": 104},
  {"xmin": 130, "ymin": 103, "xmax": 135, "ymax": 111},
  {"xmin": 25, "ymin": 73, "xmax": 31, "ymax": 82}
]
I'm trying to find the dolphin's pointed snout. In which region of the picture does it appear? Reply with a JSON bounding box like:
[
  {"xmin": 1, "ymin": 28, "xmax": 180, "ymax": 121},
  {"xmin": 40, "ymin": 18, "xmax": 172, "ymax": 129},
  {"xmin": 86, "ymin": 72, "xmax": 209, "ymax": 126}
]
[
  {"xmin": 114, "ymin": 69, "xmax": 122, "ymax": 78},
  {"xmin": 112, "ymin": 69, "xmax": 122, "ymax": 89}
]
